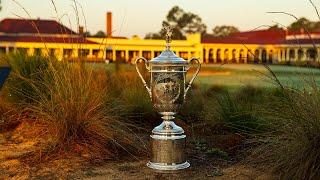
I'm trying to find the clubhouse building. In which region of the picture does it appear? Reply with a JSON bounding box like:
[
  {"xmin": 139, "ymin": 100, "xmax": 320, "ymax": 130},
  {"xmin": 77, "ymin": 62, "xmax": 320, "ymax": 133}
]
[{"xmin": 0, "ymin": 12, "xmax": 319, "ymax": 64}]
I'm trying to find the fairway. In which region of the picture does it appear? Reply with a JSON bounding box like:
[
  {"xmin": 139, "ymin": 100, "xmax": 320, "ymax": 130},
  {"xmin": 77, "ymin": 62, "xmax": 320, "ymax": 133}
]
[
  {"xmin": 190, "ymin": 64, "xmax": 320, "ymax": 89},
  {"xmin": 101, "ymin": 63, "xmax": 320, "ymax": 89}
]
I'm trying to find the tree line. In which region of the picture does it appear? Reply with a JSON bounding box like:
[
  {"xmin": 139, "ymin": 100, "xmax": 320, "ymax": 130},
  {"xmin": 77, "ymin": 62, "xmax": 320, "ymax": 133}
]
[{"xmin": 145, "ymin": 6, "xmax": 320, "ymax": 40}]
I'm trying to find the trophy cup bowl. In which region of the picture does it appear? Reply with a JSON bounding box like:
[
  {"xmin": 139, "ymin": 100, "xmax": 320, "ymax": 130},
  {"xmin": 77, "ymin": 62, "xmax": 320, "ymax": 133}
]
[{"xmin": 135, "ymin": 27, "xmax": 201, "ymax": 170}]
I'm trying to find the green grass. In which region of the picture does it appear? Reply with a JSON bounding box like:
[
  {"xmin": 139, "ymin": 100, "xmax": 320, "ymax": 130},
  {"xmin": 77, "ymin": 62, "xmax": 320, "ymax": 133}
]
[
  {"xmin": 195, "ymin": 64, "xmax": 320, "ymax": 88},
  {"xmin": 89, "ymin": 63, "xmax": 320, "ymax": 90}
]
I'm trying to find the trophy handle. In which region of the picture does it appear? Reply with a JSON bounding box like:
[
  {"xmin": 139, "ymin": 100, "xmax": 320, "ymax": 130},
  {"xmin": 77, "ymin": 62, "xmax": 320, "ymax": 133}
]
[
  {"xmin": 184, "ymin": 57, "xmax": 201, "ymax": 100},
  {"xmin": 135, "ymin": 57, "xmax": 152, "ymax": 98}
]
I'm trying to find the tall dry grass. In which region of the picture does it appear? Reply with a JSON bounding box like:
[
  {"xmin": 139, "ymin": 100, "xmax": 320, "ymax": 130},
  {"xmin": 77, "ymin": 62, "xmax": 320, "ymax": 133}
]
[
  {"xmin": 2, "ymin": 53, "xmax": 51, "ymax": 103},
  {"xmin": 1, "ymin": 53, "xmax": 146, "ymax": 161},
  {"xmin": 107, "ymin": 70, "xmax": 159, "ymax": 128},
  {"xmin": 250, "ymin": 84, "xmax": 320, "ymax": 179},
  {"xmin": 202, "ymin": 85, "xmax": 271, "ymax": 134},
  {"xmin": 0, "ymin": 97, "xmax": 19, "ymax": 132}
]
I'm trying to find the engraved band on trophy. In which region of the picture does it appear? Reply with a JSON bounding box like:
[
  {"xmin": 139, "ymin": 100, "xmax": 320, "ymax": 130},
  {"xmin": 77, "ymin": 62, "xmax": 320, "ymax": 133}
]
[{"xmin": 135, "ymin": 26, "xmax": 201, "ymax": 171}]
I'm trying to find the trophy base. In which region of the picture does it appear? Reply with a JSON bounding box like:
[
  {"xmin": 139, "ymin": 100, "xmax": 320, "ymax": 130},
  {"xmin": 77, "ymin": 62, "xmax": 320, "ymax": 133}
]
[
  {"xmin": 147, "ymin": 161, "xmax": 190, "ymax": 171},
  {"xmin": 148, "ymin": 120, "xmax": 189, "ymax": 171}
]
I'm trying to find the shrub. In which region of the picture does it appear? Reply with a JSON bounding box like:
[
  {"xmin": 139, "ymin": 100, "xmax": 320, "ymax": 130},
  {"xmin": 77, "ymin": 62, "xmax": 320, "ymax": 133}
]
[
  {"xmin": 1, "ymin": 53, "xmax": 51, "ymax": 103},
  {"xmin": 2, "ymin": 53, "xmax": 146, "ymax": 161},
  {"xmin": 234, "ymin": 85, "xmax": 264, "ymax": 103},
  {"xmin": 0, "ymin": 97, "xmax": 19, "ymax": 132},
  {"xmin": 39, "ymin": 62, "xmax": 145, "ymax": 160},
  {"xmin": 205, "ymin": 84, "xmax": 228, "ymax": 97},
  {"xmin": 179, "ymin": 85, "xmax": 205, "ymax": 123},
  {"xmin": 203, "ymin": 85, "xmax": 269, "ymax": 134},
  {"xmin": 108, "ymin": 71, "xmax": 159, "ymax": 128},
  {"xmin": 252, "ymin": 86, "xmax": 320, "ymax": 179}
]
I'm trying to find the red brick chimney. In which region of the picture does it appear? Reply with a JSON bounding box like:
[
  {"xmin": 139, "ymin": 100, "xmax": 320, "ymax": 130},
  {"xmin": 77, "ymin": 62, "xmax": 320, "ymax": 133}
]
[
  {"xmin": 106, "ymin": 12, "xmax": 112, "ymax": 38},
  {"xmin": 78, "ymin": 26, "xmax": 84, "ymax": 35}
]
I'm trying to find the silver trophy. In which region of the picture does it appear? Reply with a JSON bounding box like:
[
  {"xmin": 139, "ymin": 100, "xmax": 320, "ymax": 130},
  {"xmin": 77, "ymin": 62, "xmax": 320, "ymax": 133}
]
[{"xmin": 135, "ymin": 26, "xmax": 201, "ymax": 170}]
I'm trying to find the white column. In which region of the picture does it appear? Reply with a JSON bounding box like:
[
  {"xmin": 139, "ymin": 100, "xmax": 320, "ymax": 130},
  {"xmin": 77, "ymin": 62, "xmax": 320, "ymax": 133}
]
[
  {"xmin": 28, "ymin": 48, "xmax": 34, "ymax": 56},
  {"xmin": 89, "ymin": 49, "xmax": 93, "ymax": 58},
  {"xmin": 73, "ymin": 48, "xmax": 78, "ymax": 58},
  {"xmin": 176, "ymin": 51, "xmax": 180, "ymax": 58},
  {"xmin": 205, "ymin": 48, "xmax": 209, "ymax": 63},
  {"xmin": 112, "ymin": 49, "xmax": 116, "ymax": 61},
  {"xmin": 212, "ymin": 49, "xmax": 216, "ymax": 63},
  {"xmin": 302, "ymin": 49, "xmax": 307, "ymax": 61},
  {"xmin": 41, "ymin": 49, "xmax": 48, "ymax": 57},
  {"xmin": 235, "ymin": 49, "xmax": 239, "ymax": 63},
  {"xmin": 258, "ymin": 49, "xmax": 262, "ymax": 62},
  {"xmin": 277, "ymin": 49, "xmax": 281, "ymax": 62},
  {"xmin": 244, "ymin": 50, "xmax": 248, "ymax": 63},
  {"xmin": 286, "ymin": 49, "xmax": 290, "ymax": 62},
  {"xmin": 99, "ymin": 50, "xmax": 104, "ymax": 59},
  {"xmin": 294, "ymin": 49, "xmax": 299, "ymax": 61},
  {"xmin": 125, "ymin": 50, "xmax": 129, "ymax": 62},
  {"xmin": 58, "ymin": 48, "xmax": 63, "ymax": 60},
  {"xmin": 151, "ymin": 51, "xmax": 155, "ymax": 59},
  {"xmin": 5, "ymin": 47, "xmax": 9, "ymax": 54},
  {"xmin": 188, "ymin": 51, "xmax": 191, "ymax": 59},
  {"xmin": 221, "ymin": 49, "xmax": 225, "ymax": 62}
]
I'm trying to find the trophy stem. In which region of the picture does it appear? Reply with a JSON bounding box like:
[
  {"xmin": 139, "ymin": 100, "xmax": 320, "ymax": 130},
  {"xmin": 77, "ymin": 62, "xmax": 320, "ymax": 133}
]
[{"xmin": 160, "ymin": 112, "xmax": 175, "ymax": 121}]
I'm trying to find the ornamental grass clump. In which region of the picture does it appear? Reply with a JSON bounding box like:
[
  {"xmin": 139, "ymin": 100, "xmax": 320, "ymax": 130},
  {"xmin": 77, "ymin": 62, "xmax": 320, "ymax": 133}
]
[
  {"xmin": 109, "ymin": 70, "xmax": 159, "ymax": 128},
  {"xmin": 252, "ymin": 85, "xmax": 320, "ymax": 179},
  {"xmin": 2, "ymin": 53, "xmax": 146, "ymax": 161},
  {"xmin": 0, "ymin": 97, "xmax": 19, "ymax": 132},
  {"xmin": 34, "ymin": 62, "xmax": 145, "ymax": 160},
  {"xmin": 203, "ymin": 85, "xmax": 269, "ymax": 134},
  {"xmin": 179, "ymin": 85, "xmax": 205, "ymax": 123},
  {"xmin": 2, "ymin": 53, "xmax": 51, "ymax": 103}
]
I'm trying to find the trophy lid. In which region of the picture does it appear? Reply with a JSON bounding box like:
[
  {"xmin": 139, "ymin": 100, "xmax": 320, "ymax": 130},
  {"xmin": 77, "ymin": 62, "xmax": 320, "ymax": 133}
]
[
  {"xmin": 150, "ymin": 50, "xmax": 187, "ymax": 65},
  {"xmin": 149, "ymin": 26, "xmax": 188, "ymax": 65}
]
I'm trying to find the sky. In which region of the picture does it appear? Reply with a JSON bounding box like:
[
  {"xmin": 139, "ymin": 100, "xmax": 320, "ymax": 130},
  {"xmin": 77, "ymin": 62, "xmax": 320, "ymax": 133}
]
[{"xmin": 1, "ymin": 0, "xmax": 320, "ymax": 38}]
